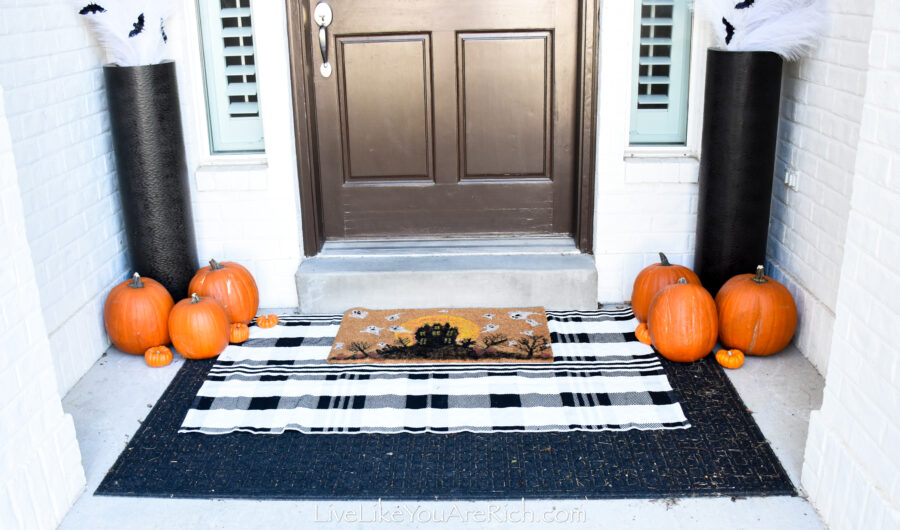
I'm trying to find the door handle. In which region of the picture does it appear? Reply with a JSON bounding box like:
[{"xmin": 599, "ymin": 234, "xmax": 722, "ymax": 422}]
[{"xmin": 314, "ymin": 2, "xmax": 333, "ymax": 77}]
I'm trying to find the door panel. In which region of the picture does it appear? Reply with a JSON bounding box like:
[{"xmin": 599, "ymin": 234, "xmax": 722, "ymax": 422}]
[
  {"xmin": 338, "ymin": 34, "xmax": 433, "ymax": 182},
  {"xmin": 459, "ymin": 32, "xmax": 551, "ymax": 179},
  {"xmin": 308, "ymin": 0, "xmax": 579, "ymax": 239}
]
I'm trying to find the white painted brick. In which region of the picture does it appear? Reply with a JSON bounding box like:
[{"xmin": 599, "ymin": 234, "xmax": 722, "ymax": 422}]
[
  {"xmin": 0, "ymin": 84, "xmax": 85, "ymax": 530},
  {"xmin": 0, "ymin": 1, "xmax": 129, "ymax": 395},
  {"xmin": 801, "ymin": 1, "xmax": 900, "ymax": 526}
]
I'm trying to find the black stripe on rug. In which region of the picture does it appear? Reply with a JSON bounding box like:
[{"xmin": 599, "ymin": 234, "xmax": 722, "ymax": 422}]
[{"xmin": 95, "ymin": 355, "xmax": 794, "ymax": 500}]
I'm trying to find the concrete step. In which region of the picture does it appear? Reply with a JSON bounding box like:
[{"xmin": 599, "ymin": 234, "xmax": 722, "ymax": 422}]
[{"xmin": 295, "ymin": 238, "xmax": 597, "ymax": 313}]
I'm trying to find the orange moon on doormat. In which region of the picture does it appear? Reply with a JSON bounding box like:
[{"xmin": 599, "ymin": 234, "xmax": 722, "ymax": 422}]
[{"xmin": 329, "ymin": 307, "xmax": 554, "ymax": 364}]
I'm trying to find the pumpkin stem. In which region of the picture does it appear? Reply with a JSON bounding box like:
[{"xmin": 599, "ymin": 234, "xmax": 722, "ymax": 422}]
[
  {"xmin": 753, "ymin": 265, "xmax": 767, "ymax": 283},
  {"xmin": 659, "ymin": 252, "xmax": 670, "ymax": 266},
  {"xmin": 677, "ymin": 277, "xmax": 687, "ymax": 284},
  {"xmin": 128, "ymin": 272, "xmax": 143, "ymax": 288},
  {"xmin": 209, "ymin": 259, "xmax": 223, "ymax": 270},
  {"xmin": 190, "ymin": 293, "xmax": 201, "ymax": 303}
]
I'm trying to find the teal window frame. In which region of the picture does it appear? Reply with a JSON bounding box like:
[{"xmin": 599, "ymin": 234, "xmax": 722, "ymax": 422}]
[
  {"xmin": 198, "ymin": 0, "xmax": 265, "ymax": 153},
  {"xmin": 629, "ymin": 0, "xmax": 692, "ymax": 145}
]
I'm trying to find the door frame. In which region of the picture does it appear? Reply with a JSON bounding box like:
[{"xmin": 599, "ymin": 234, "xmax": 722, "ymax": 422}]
[{"xmin": 286, "ymin": 0, "xmax": 599, "ymax": 256}]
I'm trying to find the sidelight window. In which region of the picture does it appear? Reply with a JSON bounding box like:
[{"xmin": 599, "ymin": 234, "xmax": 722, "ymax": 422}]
[
  {"xmin": 198, "ymin": 0, "xmax": 265, "ymax": 153},
  {"xmin": 629, "ymin": 0, "xmax": 692, "ymax": 145}
]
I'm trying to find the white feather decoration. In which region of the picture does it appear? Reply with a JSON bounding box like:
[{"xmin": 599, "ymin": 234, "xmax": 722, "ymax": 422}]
[
  {"xmin": 75, "ymin": 1, "xmax": 177, "ymax": 66},
  {"xmin": 694, "ymin": 0, "xmax": 827, "ymax": 60}
]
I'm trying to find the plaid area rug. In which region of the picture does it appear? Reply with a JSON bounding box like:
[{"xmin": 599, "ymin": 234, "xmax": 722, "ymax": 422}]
[{"xmin": 179, "ymin": 308, "xmax": 690, "ymax": 434}]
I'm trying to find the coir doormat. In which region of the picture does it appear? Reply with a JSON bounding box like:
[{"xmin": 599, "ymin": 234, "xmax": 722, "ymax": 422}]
[
  {"xmin": 330, "ymin": 307, "xmax": 553, "ymax": 363},
  {"xmin": 95, "ymin": 310, "xmax": 794, "ymax": 500}
]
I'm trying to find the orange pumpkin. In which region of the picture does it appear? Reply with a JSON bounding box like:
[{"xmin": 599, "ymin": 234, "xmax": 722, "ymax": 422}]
[
  {"xmin": 647, "ymin": 278, "xmax": 718, "ymax": 362},
  {"xmin": 188, "ymin": 259, "xmax": 259, "ymax": 324},
  {"xmin": 715, "ymin": 348, "xmax": 745, "ymax": 369},
  {"xmin": 144, "ymin": 345, "xmax": 173, "ymax": 367},
  {"xmin": 230, "ymin": 322, "xmax": 249, "ymax": 344},
  {"xmin": 635, "ymin": 323, "xmax": 652, "ymax": 345},
  {"xmin": 103, "ymin": 273, "xmax": 174, "ymax": 355},
  {"xmin": 168, "ymin": 293, "xmax": 231, "ymax": 359},
  {"xmin": 256, "ymin": 314, "xmax": 279, "ymax": 328},
  {"xmin": 631, "ymin": 252, "xmax": 702, "ymax": 323},
  {"xmin": 715, "ymin": 265, "xmax": 797, "ymax": 356}
]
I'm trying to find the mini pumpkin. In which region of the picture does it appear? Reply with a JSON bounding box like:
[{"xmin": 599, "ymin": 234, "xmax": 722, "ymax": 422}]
[
  {"xmin": 230, "ymin": 322, "xmax": 249, "ymax": 344},
  {"xmin": 104, "ymin": 273, "xmax": 174, "ymax": 355},
  {"xmin": 715, "ymin": 265, "xmax": 797, "ymax": 356},
  {"xmin": 635, "ymin": 323, "xmax": 652, "ymax": 345},
  {"xmin": 256, "ymin": 314, "xmax": 279, "ymax": 328},
  {"xmin": 144, "ymin": 345, "xmax": 173, "ymax": 367},
  {"xmin": 647, "ymin": 278, "xmax": 718, "ymax": 363},
  {"xmin": 631, "ymin": 252, "xmax": 702, "ymax": 323},
  {"xmin": 188, "ymin": 259, "xmax": 259, "ymax": 324},
  {"xmin": 168, "ymin": 293, "xmax": 231, "ymax": 360},
  {"xmin": 716, "ymin": 348, "xmax": 745, "ymax": 369}
]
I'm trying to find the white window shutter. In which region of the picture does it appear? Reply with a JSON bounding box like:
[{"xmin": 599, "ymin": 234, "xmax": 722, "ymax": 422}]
[
  {"xmin": 629, "ymin": 0, "xmax": 692, "ymax": 144},
  {"xmin": 199, "ymin": 0, "xmax": 265, "ymax": 153}
]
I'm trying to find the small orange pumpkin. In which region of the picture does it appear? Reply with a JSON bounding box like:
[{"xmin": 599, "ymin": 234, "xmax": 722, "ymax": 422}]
[
  {"xmin": 144, "ymin": 345, "xmax": 173, "ymax": 367},
  {"xmin": 715, "ymin": 348, "xmax": 745, "ymax": 369},
  {"xmin": 635, "ymin": 323, "xmax": 652, "ymax": 345},
  {"xmin": 104, "ymin": 273, "xmax": 174, "ymax": 355},
  {"xmin": 256, "ymin": 314, "xmax": 279, "ymax": 328},
  {"xmin": 168, "ymin": 294, "xmax": 231, "ymax": 359},
  {"xmin": 647, "ymin": 278, "xmax": 718, "ymax": 363},
  {"xmin": 230, "ymin": 322, "xmax": 249, "ymax": 344},
  {"xmin": 715, "ymin": 265, "xmax": 797, "ymax": 356},
  {"xmin": 188, "ymin": 259, "xmax": 259, "ymax": 324},
  {"xmin": 631, "ymin": 253, "xmax": 702, "ymax": 323}
]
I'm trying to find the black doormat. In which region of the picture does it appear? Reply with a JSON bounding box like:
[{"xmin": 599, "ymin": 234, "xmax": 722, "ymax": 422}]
[{"xmin": 96, "ymin": 355, "xmax": 794, "ymax": 500}]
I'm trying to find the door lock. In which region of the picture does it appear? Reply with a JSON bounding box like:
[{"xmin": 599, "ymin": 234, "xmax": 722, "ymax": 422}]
[{"xmin": 314, "ymin": 2, "xmax": 333, "ymax": 77}]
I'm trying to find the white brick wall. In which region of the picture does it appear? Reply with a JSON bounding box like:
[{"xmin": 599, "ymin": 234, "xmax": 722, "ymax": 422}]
[
  {"xmin": 171, "ymin": 1, "xmax": 302, "ymax": 308},
  {"xmin": 801, "ymin": 0, "xmax": 900, "ymax": 526},
  {"xmin": 0, "ymin": 1, "xmax": 129, "ymax": 394},
  {"xmin": 767, "ymin": 0, "xmax": 875, "ymax": 374},
  {"xmin": 0, "ymin": 85, "xmax": 86, "ymax": 530},
  {"xmin": 592, "ymin": 1, "xmax": 704, "ymax": 302},
  {"xmin": 594, "ymin": 181, "xmax": 698, "ymax": 302}
]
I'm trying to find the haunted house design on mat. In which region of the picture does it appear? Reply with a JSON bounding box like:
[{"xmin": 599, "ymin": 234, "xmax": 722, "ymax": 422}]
[{"xmin": 328, "ymin": 307, "xmax": 554, "ymax": 363}]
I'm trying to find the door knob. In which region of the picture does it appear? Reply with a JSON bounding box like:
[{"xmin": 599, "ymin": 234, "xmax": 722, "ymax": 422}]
[{"xmin": 314, "ymin": 2, "xmax": 333, "ymax": 78}]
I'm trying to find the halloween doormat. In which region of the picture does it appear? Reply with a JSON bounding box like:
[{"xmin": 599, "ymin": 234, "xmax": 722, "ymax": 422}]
[
  {"xmin": 329, "ymin": 307, "xmax": 553, "ymax": 363},
  {"xmin": 95, "ymin": 309, "xmax": 795, "ymax": 500}
]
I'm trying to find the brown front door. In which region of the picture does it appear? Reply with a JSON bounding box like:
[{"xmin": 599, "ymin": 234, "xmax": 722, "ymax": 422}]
[{"xmin": 305, "ymin": 0, "xmax": 581, "ymax": 239}]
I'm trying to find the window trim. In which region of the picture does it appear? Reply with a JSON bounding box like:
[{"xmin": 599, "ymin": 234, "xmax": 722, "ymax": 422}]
[
  {"xmin": 626, "ymin": 1, "xmax": 710, "ymax": 158},
  {"xmin": 197, "ymin": 0, "xmax": 265, "ymax": 154}
]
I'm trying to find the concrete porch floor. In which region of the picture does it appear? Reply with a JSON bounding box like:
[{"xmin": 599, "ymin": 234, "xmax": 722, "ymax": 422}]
[{"xmin": 59, "ymin": 311, "xmax": 826, "ymax": 529}]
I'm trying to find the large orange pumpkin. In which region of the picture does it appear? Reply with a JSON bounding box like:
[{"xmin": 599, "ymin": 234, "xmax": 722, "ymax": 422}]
[
  {"xmin": 188, "ymin": 259, "xmax": 259, "ymax": 324},
  {"xmin": 647, "ymin": 278, "xmax": 718, "ymax": 362},
  {"xmin": 168, "ymin": 294, "xmax": 231, "ymax": 359},
  {"xmin": 631, "ymin": 252, "xmax": 701, "ymax": 323},
  {"xmin": 715, "ymin": 265, "xmax": 797, "ymax": 356},
  {"xmin": 103, "ymin": 273, "xmax": 174, "ymax": 355}
]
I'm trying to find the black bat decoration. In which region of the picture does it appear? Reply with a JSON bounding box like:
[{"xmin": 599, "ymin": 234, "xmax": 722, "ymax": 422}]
[
  {"xmin": 78, "ymin": 3, "xmax": 106, "ymax": 15},
  {"xmin": 722, "ymin": 17, "xmax": 735, "ymax": 45},
  {"xmin": 160, "ymin": 18, "xmax": 168, "ymax": 43},
  {"xmin": 129, "ymin": 13, "xmax": 145, "ymax": 38},
  {"xmin": 735, "ymin": 0, "xmax": 755, "ymax": 8}
]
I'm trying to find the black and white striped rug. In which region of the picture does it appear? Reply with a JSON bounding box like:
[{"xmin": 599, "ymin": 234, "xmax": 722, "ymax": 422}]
[{"xmin": 179, "ymin": 308, "xmax": 690, "ymax": 435}]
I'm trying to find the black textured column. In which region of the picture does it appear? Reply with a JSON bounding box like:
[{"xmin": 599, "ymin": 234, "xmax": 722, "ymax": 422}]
[
  {"xmin": 694, "ymin": 49, "xmax": 783, "ymax": 296},
  {"xmin": 104, "ymin": 62, "xmax": 198, "ymax": 299}
]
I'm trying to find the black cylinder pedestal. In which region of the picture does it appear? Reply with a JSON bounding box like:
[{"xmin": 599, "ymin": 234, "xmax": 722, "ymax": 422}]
[
  {"xmin": 104, "ymin": 62, "xmax": 198, "ymax": 299},
  {"xmin": 694, "ymin": 50, "xmax": 783, "ymax": 296}
]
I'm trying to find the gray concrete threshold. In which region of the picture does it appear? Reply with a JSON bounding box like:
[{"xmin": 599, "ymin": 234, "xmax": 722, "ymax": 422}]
[{"xmin": 296, "ymin": 252, "xmax": 598, "ymax": 313}]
